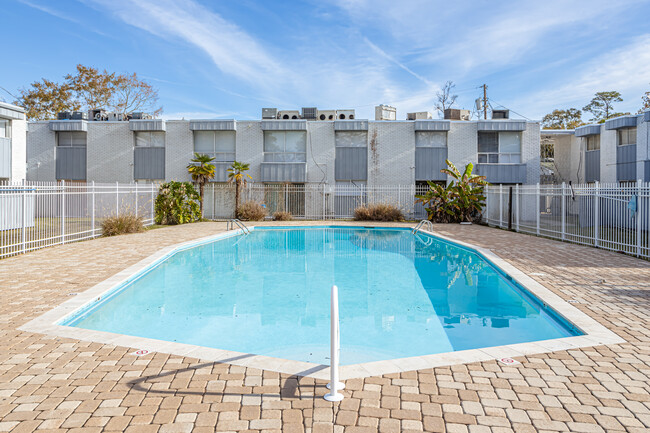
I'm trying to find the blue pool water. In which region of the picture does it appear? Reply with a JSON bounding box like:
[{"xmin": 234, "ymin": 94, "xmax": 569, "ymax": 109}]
[{"xmin": 64, "ymin": 227, "xmax": 581, "ymax": 364}]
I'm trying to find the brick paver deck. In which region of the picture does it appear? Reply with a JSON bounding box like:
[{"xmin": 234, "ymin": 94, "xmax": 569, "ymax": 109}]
[{"xmin": 1, "ymin": 221, "xmax": 649, "ymax": 433}]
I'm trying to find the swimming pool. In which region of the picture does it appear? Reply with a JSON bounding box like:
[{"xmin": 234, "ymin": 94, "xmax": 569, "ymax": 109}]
[{"xmin": 62, "ymin": 226, "xmax": 581, "ymax": 365}]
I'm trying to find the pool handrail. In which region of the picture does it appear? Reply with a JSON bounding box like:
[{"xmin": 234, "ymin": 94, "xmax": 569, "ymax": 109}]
[
  {"xmin": 324, "ymin": 285, "xmax": 345, "ymax": 402},
  {"xmin": 227, "ymin": 219, "xmax": 250, "ymax": 234},
  {"xmin": 412, "ymin": 219, "xmax": 433, "ymax": 234}
]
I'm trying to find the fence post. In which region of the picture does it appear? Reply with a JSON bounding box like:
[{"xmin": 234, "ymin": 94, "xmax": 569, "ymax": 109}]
[
  {"xmin": 61, "ymin": 180, "xmax": 66, "ymax": 245},
  {"xmin": 91, "ymin": 181, "xmax": 96, "ymax": 237},
  {"xmin": 322, "ymin": 184, "xmax": 326, "ymax": 220},
  {"xmin": 135, "ymin": 182, "xmax": 138, "ymax": 218},
  {"xmin": 151, "ymin": 183, "xmax": 155, "ymax": 224},
  {"xmin": 637, "ymin": 179, "xmax": 642, "ymax": 257},
  {"xmin": 536, "ymin": 183, "xmax": 540, "ymax": 236},
  {"xmin": 515, "ymin": 184, "xmax": 520, "ymax": 231},
  {"xmin": 560, "ymin": 182, "xmax": 566, "ymax": 240},
  {"xmin": 594, "ymin": 181, "xmax": 600, "ymax": 247},
  {"xmin": 499, "ymin": 184, "xmax": 503, "ymax": 228},
  {"xmin": 508, "ymin": 186, "xmax": 513, "ymax": 230},
  {"xmin": 21, "ymin": 179, "xmax": 26, "ymax": 253},
  {"xmin": 485, "ymin": 186, "xmax": 490, "ymax": 225},
  {"xmin": 116, "ymin": 181, "xmax": 119, "ymax": 217}
]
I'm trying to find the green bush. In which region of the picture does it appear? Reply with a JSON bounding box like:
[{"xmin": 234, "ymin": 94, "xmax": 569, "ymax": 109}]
[
  {"xmin": 272, "ymin": 211, "xmax": 293, "ymax": 221},
  {"xmin": 237, "ymin": 201, "xmax": 267, "ymax": 221},
  {"xmin": 415, "ymin": 160, "xmax": 489, "ymax": 223},
  {"xmin": 154, "ymin": 181, "xmax": 201, "ymax": 225},
  {"xmin": 354, "ymin": 203, "xmax": 404, "ymax": 222},
  {"xmin": 101, "ymin": 214, "xmax": 144, "ymax": 236}
]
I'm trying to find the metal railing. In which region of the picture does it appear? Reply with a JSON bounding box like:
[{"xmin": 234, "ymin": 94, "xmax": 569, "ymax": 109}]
[
  {"xmin": 324, "ymin": 285, "xmax": 344, "ymax": 402},
  {"xmin": 227, "ymin": 219, "xmax": 250, "ymax": 234},
  {"xmin": 203, "ymin": 183, "xmax": 430, "ymax": 220},
  {"xmin": 412, "ymin": 219, "xmax": 433, "ymax": 234},
  {"xmin": 1, "ymin": 180, "xmax": 157, "ymax": 259},
  {"xmin": 483, "ymin": 181, "xmax": 650, "ymax": 259}
]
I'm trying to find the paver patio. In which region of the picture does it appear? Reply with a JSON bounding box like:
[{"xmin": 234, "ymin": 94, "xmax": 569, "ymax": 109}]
[{"xmin": 1, "ymin": 221, "xmax": 649, "ymax": 433}]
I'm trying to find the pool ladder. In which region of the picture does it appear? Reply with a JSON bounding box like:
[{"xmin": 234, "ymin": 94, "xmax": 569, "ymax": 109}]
[
  {"xmin": 412, "ymin": 219, "xmax": 433, "ymax": 234},
  {"xmin": 227, "ymin": 219, "xmax": 250, "ymax": 234}
]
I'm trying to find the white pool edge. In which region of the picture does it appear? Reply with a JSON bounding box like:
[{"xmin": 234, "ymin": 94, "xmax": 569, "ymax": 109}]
[{"xmin": 19, "ymin": 225, "xmax": 625, "ymax": 380}]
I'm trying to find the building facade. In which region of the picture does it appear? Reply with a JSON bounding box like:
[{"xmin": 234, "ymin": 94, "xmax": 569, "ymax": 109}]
[
  {"xmin": 0, "ymin": 102, "xmax": 27, "ymax": 182},
  {"xmin": 572, "ymin": 112, "xmax": 650, "ymax": 184},
  {"xmin": 27, "ymin": 116, "xmax": 541, "ymax": 187}
]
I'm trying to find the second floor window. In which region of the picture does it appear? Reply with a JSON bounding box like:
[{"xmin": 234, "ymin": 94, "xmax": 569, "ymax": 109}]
[
  {"xmin": 264, "ymin": 131, "xmax": 306, "ymax": 162},
  {"xmin": 586, "ymin": 135, "xmax": 600, "ymax": 151},
  {"xmin": 135, "ymin": 131, "xmax": 165, "ymax": 148},
  {"xmin": 478, "ymin": 132, "xmax": 521, "ymax": 164},
  {"xmin": 0, "ymin": 119, "xmax": 10, "ymax": 139},
  {"xmin": 415, "ymin": 131, "xmax": 447, "ymax": 147},
  {"xmin": 57, "ymin": 131, "xmax": 86, "ymax": 147},
  {"xmin": 617, "ymin": 127, "xmax": 636, "ymax": 146},
  {"xmin": 194, "ymin": 131, "xmax": 235, "ymax": 162}
]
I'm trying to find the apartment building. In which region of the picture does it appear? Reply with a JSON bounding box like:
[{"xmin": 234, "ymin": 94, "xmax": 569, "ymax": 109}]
[
  {"xmin": 0, "ymin": 102, "xmax": 27, "ymax": 182},
  {"xmin": 26, "ymin": 107, "xmax": 541, "ymax": 189}
]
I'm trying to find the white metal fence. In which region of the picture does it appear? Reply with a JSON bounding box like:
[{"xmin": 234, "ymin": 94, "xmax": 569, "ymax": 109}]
[
  {"xmin": 203, "ymin": 183, "xmax": 430, "ymax": 220},
  {"xmin": 1, "ymin": 181, "xmax": 157, "ymax": 259},
  {"xmin": 484, "ymin": 181, "xmax": 650, "ymax": 259}
]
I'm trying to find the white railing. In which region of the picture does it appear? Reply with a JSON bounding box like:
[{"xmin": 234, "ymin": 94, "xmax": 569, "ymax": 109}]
[
  {"xmin": 483, "ymin": 181, "xmax": 650, "ymax": 259},
  {"xmin": 324, "ymin": 285, "xmax": 344, "ymax": 402},
  {"xmin": 203, "ymin": 183, "xmax": 430, "ymax": 220},
  {"xmin": 1, "ymin": 180, "xmax": 157, "ymax": 259}
]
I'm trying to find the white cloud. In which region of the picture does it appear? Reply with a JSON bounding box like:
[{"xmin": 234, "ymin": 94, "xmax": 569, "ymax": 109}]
[{"xmin": 88, "ymin": 0, "xmax": 286, "ymax": 87}]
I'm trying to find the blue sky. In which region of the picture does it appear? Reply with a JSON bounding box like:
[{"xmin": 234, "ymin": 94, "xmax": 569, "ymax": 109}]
[{"xmin": 2, "ymin": 0, "xmax": 650, "ymax": 121}]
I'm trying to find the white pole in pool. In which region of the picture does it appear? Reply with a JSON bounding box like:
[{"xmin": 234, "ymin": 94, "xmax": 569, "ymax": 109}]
[{"xmin": 324, "ymin": 285, "xmax": 344, "ymax": 401}]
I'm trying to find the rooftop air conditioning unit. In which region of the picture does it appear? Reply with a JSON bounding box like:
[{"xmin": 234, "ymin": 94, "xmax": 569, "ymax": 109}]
[
  {"xmin": 407, "ymin": 112, "xmax": 433, "ymax": 120},
  {"xmin": 89, "ymin": 109, "xmax": 107, "ymax": 121},
  {"xmin": 108, "ymin": 112, "xmax": 126, "ymax": 122},
  {"xmin": 375, "ymin": 104, "xmax": 396, "ymax": 121},
  {"xmin": 444, "ymin": 108, "xmax": 471, "ymax": 121},
  {"xmin": 57, "ymin": 111, "xmax": 72, "ymax": 120},
  {"xmin": 70, "ymin": 111, "xmax": 88, "ymax": 120},
  {"xmin": 278, "ymin": 110, "xmax": 301, "ymax": 120},
  {"xmin": 131, "ymin": 112, "xmax": 150, "ymax": 120},
  {"xmin": 492, "ymin": 109, "xmax": 510, "ymax": 119},
  {"xmin": 301, "ymin": 107, "xmax": 318, "ymax": 120},
  {"xmin": 337, "ymin": 109, "xmax": 355, "ymax": 120},
  {"xmin": 318, "ymin": 110, "xmax": 337, "ymax": 120},
  {"xmin": 262, "ymin": 108, "xmax": 278, "ymax": 119}
]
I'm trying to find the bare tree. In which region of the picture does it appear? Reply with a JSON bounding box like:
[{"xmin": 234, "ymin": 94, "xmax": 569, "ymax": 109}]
[{"xmin": 434, "ymin": 81, "xmax": 458, "ymax": 116}]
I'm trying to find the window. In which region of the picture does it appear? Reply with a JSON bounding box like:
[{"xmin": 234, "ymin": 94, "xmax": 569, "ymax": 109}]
[
  {"xmin": 134, "ymin": 131, "xmax": 165, "ymax": 147},
  {"xmin": 617, "ymin": 127, "xmax": 636, "ymax": 146},
  {"xmin": 415, "ymin": 131, "xmax": 447, "ymax": 147},
  {"xmin": 193, "ymin": 131, "xmax": 235, "ymax": 162},
  {"xmin": 57, "ymin": 131, "xmax": 86, "ymax": 147},
  {"xmin": 0, "ymin": 120, "xmax": 10, "ymax": 139},
  {"xmin": 335, "ymin": 131, "xmax": 367, "ymax": 147},
  {"xmin": 478, "ymin": 132, "xmax": 521, "ymax": 163},
  {"xmin": 263, "ymin": 131, "xmax": 306, "ymax": 162},
  {"xmin": 585, "ymin": 135, "xmax": 600, "ymax": 151}
]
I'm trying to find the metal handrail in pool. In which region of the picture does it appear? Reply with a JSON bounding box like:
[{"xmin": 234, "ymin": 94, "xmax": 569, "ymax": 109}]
[
  {"xmin": 227, "ymin": 219, "xmax": 250, "ymax": 234},
  {"xmin": 412, "ymin": 219, "xmax": 433, "ymax": 234}
]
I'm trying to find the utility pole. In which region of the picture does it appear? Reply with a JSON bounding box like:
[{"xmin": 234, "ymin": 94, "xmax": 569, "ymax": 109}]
[{"xmin": 482, "ymin": 84, "xmax": 488, "ymax": 119}]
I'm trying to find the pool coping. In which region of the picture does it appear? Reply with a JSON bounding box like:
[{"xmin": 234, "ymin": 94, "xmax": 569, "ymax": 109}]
[{"xmin": 19, "ymin": 225, "xmax": 625, "ymax": 380}]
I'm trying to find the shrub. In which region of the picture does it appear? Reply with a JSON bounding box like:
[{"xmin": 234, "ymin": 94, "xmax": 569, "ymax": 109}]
[
  {"xmin": 415, "ymin": 160, "xmax": 489, "ymax": 223},
  {"xmin": 101, "ymin": 214, "xmax": 144, "ymax": 236},
  {"xmin": 154, "ymin": 181, "xmax": 201, "ymax": 225},
  {"xmin": 354, "ymin": 203, "xmax": 404, "ymax": 222},
  {"xmin": 273, "ymin": 211, "xmax": 293, "ymax": 221},
  {"xmin": 237, "ymin": 201, "xmax": 267, "ymax": 221}
]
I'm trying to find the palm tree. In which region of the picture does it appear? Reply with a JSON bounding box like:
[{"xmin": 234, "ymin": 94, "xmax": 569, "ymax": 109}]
[
  {"xmin": 227, "ymin": 161, "xmax": 252, "ymax": 218},
  {"xmin": 187, "ymin": 153, "xmax": 216, "ymax": 215}
]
